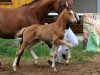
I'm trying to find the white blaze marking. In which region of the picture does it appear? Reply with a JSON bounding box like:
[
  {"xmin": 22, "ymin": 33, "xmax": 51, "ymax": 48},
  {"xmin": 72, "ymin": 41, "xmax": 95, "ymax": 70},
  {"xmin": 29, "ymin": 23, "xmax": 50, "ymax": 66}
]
[{"xmin": 71, "ymin": 10, "xmax": 77, "ymax": 22}]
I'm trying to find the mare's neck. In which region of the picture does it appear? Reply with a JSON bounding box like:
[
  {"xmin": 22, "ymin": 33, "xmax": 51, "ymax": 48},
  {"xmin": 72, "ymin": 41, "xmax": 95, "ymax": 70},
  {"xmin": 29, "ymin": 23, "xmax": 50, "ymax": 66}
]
[
  {"xmin": 56, "ymin": 10, "xmax": 67, "ymax": 31},
  {"xmin": 28, "ymin": 0, "xmax": 56, "ymax": 22}
]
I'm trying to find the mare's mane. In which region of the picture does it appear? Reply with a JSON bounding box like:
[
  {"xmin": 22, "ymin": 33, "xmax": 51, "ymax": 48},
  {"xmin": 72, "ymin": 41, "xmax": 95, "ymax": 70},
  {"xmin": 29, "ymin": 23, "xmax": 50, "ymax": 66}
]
[{"xmin": 22, "ymin": 0, "xmax": 39, "ymax": 6}]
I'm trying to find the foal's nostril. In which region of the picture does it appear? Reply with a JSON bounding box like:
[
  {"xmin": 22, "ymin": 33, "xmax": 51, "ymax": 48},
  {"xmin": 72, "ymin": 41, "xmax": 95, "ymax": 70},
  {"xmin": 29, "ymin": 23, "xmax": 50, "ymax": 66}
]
[
  {"xmin": 75, "ymin": 14, "xmax": 80, "ymax": 21},
  {"xmin": 72, "ymin": 19, "xmax": 77, "ymax": 23}
]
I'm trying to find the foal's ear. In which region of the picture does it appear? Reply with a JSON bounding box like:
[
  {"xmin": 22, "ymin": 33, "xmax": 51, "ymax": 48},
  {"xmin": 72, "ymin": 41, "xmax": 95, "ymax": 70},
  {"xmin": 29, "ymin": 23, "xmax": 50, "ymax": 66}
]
[
  {"xmin": 66, "ymin": 6, "xmax": 71, "ymax": 10},
  {"xmin": 66, "ymin": 1, "xmax": 68, "ymax": 7}
]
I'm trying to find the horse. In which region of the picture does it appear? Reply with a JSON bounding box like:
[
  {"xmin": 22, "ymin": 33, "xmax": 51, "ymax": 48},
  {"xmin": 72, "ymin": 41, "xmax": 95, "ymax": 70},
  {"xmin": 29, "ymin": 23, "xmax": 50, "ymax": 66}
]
[
  {"xmin": 0, "ymin": 0, "xmax": 66, "ymax": 39},
  {"xmin": 0, "ymin": 0, "xmax": 69, "ymax": 65},
  {"xmin": 12, "ymin": 7, "xmax": 77, "ymax": 72}
]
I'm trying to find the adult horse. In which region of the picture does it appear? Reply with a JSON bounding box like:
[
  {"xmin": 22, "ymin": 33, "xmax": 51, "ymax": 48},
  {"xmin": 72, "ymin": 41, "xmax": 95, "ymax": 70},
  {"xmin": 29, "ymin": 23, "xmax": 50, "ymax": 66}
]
[
  {"xmin": 0, "ymin": 0, "xmax": 68, "ymax": 65},
  {"xmin": 0, "ymin": 0, "xmax": 65, "ymax": 39}
]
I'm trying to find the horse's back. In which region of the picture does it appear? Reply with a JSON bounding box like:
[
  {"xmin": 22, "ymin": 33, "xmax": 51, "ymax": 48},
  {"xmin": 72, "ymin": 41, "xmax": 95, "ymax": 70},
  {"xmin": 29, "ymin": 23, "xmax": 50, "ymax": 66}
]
[
  {"xmin": 27, "ymin": 23, "xmax": 55, "ymax": 40},
  {"xmin": 0, "ymin": 7, "xmax": 27, "ymax": 38}
]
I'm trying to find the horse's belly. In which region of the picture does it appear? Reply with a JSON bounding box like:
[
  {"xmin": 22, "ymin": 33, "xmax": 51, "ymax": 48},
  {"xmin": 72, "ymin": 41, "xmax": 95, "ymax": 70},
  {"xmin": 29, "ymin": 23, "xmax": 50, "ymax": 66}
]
[
  {"xmin": 0, "ymin": 32, "xmax": 15, "ymax": 39},
  {"xmin": 38, "ymin": 33, "xmax": 52, "ymax": 42}
]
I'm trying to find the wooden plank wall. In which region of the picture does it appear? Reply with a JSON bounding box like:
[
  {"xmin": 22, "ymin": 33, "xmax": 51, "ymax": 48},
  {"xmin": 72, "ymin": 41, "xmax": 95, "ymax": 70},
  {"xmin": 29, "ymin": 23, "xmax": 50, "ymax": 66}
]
[{"xmin": 0, "ymin": 0, "xmax": 32, "ymax": 8}]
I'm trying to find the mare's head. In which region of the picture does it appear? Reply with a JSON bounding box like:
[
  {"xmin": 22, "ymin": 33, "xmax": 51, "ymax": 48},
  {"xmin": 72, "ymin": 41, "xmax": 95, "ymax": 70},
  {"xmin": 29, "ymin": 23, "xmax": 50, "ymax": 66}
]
[
  {"xmin": 53, "ymin": 0, "xmax": 79, "ymax": 20},
  {"xmin": 53, "ymin": 0, "xmax": 68, "ymax": 14},
  {"xmin": 23, "ymin": 0, "xmax": 72, "ymax": 14},
  {"xmin": 63, "ymin": 7, "xmax": 77, "ymax": 23}
]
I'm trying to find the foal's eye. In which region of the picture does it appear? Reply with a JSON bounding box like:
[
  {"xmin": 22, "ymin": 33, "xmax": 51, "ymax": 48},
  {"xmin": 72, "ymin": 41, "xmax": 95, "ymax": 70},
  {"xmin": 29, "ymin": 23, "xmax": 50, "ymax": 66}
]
[
  {"xmin": 68, "ymin": 13, "xmax": 72, "ymax": 15},
  {"xmin": 63, "ymin": 5, "xmax": 66, "ymax": 8}
]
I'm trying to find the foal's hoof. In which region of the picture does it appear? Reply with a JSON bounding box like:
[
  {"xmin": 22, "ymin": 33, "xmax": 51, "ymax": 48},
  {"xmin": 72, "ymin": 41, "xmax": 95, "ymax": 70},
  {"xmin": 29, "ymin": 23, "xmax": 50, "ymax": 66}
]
[
  {"xmin": 54, "ymin": 69, "xmax": 57, "ymax": 72},
  {"xmin": 34, "ymin": 60, "xmax": 38, "ymax": 64},
  {"xmin": 65, "ymin": 63, "xmax": 68, "ymax": 66},
  {"xmin": 12, "ymin": 65, "xmax": 17, "ymax": 71},
  {"xmin": 52, "ymin": 66, "xmax": 57, "ymax": 72},
  {"xmin": 48, "ymin": 60, "xmax": 60, "ymax": 66},
  {"xmin": 13, "ymin": 67, "xmax": 16, "ymax": 72}
]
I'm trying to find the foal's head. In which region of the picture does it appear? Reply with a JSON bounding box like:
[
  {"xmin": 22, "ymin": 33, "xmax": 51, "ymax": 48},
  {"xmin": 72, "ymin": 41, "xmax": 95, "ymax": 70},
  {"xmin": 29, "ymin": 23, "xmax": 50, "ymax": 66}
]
[{"xmin": 63, "ymin": 7, "xmax": 77, "ymax": 23}]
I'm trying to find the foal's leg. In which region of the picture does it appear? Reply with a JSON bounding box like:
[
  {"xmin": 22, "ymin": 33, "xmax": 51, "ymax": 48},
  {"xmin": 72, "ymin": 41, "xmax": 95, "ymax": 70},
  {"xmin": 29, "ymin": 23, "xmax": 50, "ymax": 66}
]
[
  {"xmin": 13, "ymin": 43, "xmax": 28, "ymax": 71},
  {"xmin": 17, "ymin": 38, "xmax": 40, "ymax": 66},
  {"xmin": 52, "ymin": 44, "xmax": 59, "ymax": 72},
  {"xmin": 27, "ymin": 39, "xmax": 40, "ymax": 64},
  {"xmin": 15, "ymin": 38, "xmax": 23, "ymax": 66},
  {"xmin": 61, "ymin": 41, "xmax": 72, "ymax": 64},
  {"xmin": 16, "ymin": 50, "xmax": 24, "ymax": 66},
  {"xmin": 66, "ymin": 49, "xmax": 71, "ymax": 64},
  {"xmin": 45, "ymin": 42, "xmax": 53, "ymax": 61},
  {"xmin": 27, "ymin": 45, "xmax": 38, "ymax": 64},
  {"xmin": 55, "ymin": 39, "xmax": 72, "ymax": 64}
]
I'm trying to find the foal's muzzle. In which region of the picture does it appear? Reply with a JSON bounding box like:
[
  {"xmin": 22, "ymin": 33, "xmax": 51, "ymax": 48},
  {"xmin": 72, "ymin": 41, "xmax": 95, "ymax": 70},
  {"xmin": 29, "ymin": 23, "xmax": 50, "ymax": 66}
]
[
  {"xmin": 75, "ymin": 13, "xmax": 80, "ymax": 21},
  {"xmin": 71, "ymin": 19, "xmax": 77, "ymax": 23}
]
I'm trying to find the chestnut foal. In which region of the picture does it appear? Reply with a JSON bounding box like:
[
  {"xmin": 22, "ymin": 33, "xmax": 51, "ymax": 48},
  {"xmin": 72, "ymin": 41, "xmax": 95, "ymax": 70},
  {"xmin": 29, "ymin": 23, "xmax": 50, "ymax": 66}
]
[{"xmin": 13, "ymin": 8, "xmax": 77, "ymax": 72}]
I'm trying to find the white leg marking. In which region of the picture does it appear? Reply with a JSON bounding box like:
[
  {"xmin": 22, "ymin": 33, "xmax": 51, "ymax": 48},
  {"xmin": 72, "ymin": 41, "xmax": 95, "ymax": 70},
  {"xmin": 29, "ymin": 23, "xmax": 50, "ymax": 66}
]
[
  {"xmin": 51, "ymin": 44, "xmax": 58, "ymax": 72},
  {"xmin": 28, "ymin": 47, "xmax": 38, "ymax": 64},
  {"xmin": 66, "ymin": 49, "xmax": 71, "ymax": 64},
  {"xmin": 12, "ymin": 57, "xmax": 18, "ymax": 71},
  {"xmin": 71, "ymin": 10, "xmax": 77, "ymax": 22}
]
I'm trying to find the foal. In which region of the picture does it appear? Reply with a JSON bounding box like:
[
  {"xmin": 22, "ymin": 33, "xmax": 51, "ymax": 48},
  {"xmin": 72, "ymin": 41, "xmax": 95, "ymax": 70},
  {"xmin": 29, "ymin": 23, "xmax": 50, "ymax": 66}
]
[{"xmin": 13, "ymin": 8, "xmax": 77, "ymax": 72}]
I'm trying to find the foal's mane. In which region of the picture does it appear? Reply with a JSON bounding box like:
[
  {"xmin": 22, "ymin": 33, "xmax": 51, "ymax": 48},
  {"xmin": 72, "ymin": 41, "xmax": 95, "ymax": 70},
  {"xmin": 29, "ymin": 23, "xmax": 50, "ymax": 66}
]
[{"xmin": 22, "ymin": 0, "xmax": 38, "ymax": 6}]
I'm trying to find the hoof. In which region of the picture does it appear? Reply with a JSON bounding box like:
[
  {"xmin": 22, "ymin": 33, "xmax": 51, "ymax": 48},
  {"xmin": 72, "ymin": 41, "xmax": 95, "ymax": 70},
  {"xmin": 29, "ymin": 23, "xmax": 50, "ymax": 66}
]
[
  {"xmin": 13, "ymin": 67, "xmax": 16, "ymax": 72},
  {"xmin": 52, "ymin": 67, "xmax": 57, "ymax": 72},
  {"xmin": 66, "ymin": 59, "xmax": 70, "ymax": 65},
  {"xmin": 47, "ymin": 60, "xmax": 60, "ymax": 66},
  {"xmin": 54, "ymin": 68, "xmax": 57, "ymax": 72},
  {"xmin": 16, "ymin": 63, "xmax": 20, "ymax": 67},
  {"xmin": 12, "ymin": 65, "xmax": 17, "ymax": 71},
  {"xmin": 34, "ymin": 60, "xmax": 38, "ymax": 64},
  {"xmin": 65, "ymin": 63, "xmax": 68, "ymax": 66}
]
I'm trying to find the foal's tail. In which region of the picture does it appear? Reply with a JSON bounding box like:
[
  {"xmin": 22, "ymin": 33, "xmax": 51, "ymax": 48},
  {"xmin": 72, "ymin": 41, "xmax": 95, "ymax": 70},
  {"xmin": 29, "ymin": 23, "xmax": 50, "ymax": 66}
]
[{"xmin": 15, "ymin": 28, "xmax": 26, "ymax": 38}]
